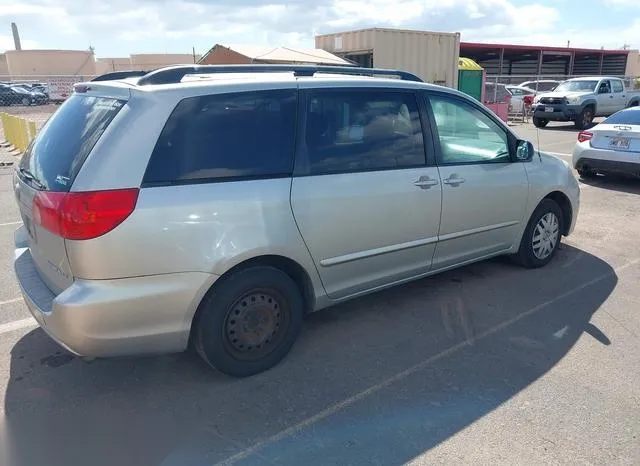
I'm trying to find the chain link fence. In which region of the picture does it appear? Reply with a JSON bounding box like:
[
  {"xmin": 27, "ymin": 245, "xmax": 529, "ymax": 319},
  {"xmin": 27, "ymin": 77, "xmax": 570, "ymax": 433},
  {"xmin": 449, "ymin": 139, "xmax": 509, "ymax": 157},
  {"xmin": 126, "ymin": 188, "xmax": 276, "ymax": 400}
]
[
  {"xmin": 0, "ymin": 75, "xmax": 96, "ymax": 108},
  {"xmin": 482, "ymin": 74, "xmax": 640, "ymax": 123}
]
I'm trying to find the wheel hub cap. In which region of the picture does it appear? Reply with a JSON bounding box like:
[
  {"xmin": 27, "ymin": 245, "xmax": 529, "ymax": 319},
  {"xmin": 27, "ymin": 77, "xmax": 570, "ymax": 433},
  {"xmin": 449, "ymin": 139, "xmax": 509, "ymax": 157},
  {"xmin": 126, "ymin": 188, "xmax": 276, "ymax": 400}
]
[
  {"xmin": 532, "ymin": 212, "xmax": 560, "ymax": 260},
  {"xmin": 225, "ymin": 292, "xmax": 281, "ymax": 353}
]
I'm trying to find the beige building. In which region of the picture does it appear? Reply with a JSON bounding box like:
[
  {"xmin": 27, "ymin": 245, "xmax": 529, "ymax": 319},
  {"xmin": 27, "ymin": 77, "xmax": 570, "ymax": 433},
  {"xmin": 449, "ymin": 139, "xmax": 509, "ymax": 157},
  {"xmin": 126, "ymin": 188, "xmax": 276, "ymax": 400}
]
[
  {"xmin": 626, "ymin": 49, "xmax": 640, "ymax": 77},
  {"xmin": 0, "ymin": 53, "xmax": 8, "ymax": 75},
  {"xmin": 1, "ymin": 49, "xmax": 96, "ymax": 78},
  {"xmin": 198, "ymin": 44, "xmax": 352, "ymax": 66},
  {"xmin": 95, "ymin": 53, "xmax": 201, "ymax": 75},
  {"xmin": 316, "ymin": 28, "xmax": 461, "ymax": 88}
]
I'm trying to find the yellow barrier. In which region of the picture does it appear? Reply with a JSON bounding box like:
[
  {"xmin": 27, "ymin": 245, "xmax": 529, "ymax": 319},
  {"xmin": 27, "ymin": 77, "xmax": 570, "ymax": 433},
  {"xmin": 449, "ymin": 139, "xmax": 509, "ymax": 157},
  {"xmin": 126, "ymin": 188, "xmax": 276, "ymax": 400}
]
[{"xmin": 0, "ymin": 112, "xmax": 38, "ymax": 154}]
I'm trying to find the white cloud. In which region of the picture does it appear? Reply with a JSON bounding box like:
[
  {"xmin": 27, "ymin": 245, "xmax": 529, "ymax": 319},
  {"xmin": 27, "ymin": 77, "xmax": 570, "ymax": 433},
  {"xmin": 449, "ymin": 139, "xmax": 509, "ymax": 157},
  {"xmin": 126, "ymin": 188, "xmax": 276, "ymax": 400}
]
[
  {"xmin": 0, "ymin": 0, "xmax": 636, "ymax": 56},
  {"xmin": 0, "ymin": 35, "xmax": 39, "ymax": 50}
]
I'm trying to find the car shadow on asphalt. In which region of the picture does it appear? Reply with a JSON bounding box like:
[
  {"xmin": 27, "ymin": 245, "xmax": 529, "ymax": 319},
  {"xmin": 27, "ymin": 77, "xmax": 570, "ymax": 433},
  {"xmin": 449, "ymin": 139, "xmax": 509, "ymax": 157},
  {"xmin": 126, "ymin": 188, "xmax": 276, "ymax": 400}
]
[
  {"xmin": 4, "ymin": 245, "xmax": 617, "ymax": 466},
  {"xmin": 580, "ymin": 175, "xmax": 640, "ymax": 196}
]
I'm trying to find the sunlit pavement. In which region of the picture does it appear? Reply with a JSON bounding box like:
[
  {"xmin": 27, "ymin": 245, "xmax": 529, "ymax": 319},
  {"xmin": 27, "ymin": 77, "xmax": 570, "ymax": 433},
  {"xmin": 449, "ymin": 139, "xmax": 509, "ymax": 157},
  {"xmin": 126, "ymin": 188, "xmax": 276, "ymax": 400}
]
[{"xmin": 1, "ymin": 124, "xmax": 639, "ymax": 466}]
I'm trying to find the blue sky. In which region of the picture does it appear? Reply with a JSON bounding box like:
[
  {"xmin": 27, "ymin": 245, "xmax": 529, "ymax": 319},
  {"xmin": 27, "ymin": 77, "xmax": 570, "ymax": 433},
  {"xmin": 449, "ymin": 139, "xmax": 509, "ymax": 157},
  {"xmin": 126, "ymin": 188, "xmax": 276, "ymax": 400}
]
[{"xmin": 0, "ymin": 0, "xmax": 638, "ymax": 58}]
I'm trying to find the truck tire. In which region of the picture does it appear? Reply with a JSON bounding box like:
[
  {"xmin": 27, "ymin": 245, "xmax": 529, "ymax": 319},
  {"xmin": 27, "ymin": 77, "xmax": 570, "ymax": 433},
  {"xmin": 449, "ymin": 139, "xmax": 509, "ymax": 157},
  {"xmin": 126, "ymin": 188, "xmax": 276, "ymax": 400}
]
[
  {"xmin": 575, "ymin": 106, "xmax": 594, "ymax": 130},
  {"xmin": 627, "ymin": 101, "xmax": 639, "ymax": 108},
  {"xmin": 533, "ymin": 117, "xmax": 549, "ymax": 128}
]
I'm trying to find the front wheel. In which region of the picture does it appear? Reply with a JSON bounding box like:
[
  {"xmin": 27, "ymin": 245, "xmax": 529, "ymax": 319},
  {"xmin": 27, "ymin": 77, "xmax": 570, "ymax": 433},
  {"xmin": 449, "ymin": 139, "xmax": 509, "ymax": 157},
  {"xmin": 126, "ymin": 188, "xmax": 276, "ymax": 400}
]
[
  {"xmin": 575, "ymin": 107, "xmax": 594, "ymax": 130},
  {"xmin": 532, "ymin": 117, "xmax": 548, "ymax": 128},
  {"xmin": 513, "ymin": 199, "xmax": 563, "ymax": 268},
  {"xmin": 194, "ymin": 266, "xmax": 304, "ymax": 377}
]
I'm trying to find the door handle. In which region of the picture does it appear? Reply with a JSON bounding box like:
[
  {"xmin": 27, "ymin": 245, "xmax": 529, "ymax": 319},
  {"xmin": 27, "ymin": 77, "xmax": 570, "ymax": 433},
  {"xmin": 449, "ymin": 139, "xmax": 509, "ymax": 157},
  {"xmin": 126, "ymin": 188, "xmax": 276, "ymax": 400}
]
[
  {"xmin": 609, "ymin": 95, "xmax": 614, "ymax": 99},
  {"xmin": 443, "ymin": 175, "xmax": 465, "ymax": 186},
  {"xmin": 413, "ymin": 176, "xmax": 439, "ymax": 189}
]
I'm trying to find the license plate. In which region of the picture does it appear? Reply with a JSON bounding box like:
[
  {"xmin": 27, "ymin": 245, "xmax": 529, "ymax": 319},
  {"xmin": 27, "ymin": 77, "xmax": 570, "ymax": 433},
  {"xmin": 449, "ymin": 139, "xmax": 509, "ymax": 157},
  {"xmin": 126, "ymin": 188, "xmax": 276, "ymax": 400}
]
[
  {"xmin": 544, "ymin": 106, "xmax": 554, "ymax": 112},
  {"xmin": 609, "ymin": 137, "xmax": 630, "ymax": 150}
]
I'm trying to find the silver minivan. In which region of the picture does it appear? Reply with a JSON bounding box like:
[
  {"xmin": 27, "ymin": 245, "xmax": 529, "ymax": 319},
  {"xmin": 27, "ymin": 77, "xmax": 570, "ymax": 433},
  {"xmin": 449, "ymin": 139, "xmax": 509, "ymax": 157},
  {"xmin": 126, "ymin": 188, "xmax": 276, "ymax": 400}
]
[{"xmin": 13, "ymin": 65, "xmax": 580, "ymax": 377}]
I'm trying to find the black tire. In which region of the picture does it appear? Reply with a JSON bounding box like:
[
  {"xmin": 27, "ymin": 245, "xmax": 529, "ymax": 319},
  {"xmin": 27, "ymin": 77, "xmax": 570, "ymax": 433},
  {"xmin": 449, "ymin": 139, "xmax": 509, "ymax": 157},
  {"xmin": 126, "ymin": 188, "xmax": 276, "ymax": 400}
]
[
  {"xmin": 532, "ymin": 117, "xmax": 548, "ymax": 128},
  {"xmin": 577, "ymin": 168, "xmax": 597, "ymax": 179},
  {"xmin": 628, "ymin": 101, "xmax": 639, "ymax": 108},
  {"xmin": 194, "ymin": 266, "xmax": 303, "ymax": 377},
  {"xmin": 574, "ymin": 106, "xmax": 594, "ymax": 130},
  {"xmin": 513, "ymin": 199, "xmax": 564, "ymax": 269}
]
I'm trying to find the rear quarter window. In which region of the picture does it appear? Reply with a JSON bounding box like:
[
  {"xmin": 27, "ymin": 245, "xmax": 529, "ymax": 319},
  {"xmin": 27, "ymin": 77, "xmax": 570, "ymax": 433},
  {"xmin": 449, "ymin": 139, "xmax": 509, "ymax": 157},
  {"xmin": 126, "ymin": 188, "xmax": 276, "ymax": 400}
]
[
  {"xmin": 143, "ymin": 89, "xmax": 297, "ymax": 185},
  {"xmin": 19, "ymin": 95, "xmax": 125, "ymax": 192}
]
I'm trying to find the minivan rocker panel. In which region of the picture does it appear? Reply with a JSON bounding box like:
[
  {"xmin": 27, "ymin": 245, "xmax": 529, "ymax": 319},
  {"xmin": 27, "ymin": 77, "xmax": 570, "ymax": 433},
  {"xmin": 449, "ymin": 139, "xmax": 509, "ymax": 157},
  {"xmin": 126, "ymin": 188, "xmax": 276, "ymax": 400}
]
[{"xmin": 13, "ymin": 65, "xmax": 580, "ymax": 377}]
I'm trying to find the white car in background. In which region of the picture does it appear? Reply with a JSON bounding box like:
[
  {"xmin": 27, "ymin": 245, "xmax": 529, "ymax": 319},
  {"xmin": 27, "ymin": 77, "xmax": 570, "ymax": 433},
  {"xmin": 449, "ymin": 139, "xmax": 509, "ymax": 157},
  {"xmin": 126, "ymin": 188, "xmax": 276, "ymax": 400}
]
[
  {"xmin": 520, "ymin": 80, "xmax": 562, "ymax": 93},
  {"xmin": 572, "ymin": 106, "xmax": 640, "ymax": 178},
  {"xmin": 506, "ymin": 85, "xmax": 536, "ymax": 113}
]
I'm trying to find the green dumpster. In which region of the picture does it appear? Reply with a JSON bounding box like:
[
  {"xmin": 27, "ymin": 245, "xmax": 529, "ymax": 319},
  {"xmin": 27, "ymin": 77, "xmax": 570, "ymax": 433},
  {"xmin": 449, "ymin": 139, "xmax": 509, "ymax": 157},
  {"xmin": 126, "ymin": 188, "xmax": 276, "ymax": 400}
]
[{"xmin": 458, "ymin": 58, "xmax": 484, "ymax": 102}]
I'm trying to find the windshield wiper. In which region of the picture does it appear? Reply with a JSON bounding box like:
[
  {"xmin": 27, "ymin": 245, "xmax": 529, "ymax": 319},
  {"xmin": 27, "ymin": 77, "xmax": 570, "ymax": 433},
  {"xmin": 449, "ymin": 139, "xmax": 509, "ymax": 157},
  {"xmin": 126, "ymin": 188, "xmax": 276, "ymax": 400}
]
[{"xmin": 18, "ymin": 167, "xmax": 46, "ymax": 190}]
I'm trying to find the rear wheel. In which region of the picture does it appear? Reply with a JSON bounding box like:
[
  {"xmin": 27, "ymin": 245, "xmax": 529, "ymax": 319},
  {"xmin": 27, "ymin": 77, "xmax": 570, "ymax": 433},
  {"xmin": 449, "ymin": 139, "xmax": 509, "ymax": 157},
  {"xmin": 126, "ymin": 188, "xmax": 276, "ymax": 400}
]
[
  {"xmin": 194, "ymin": 266, "xmax": 303, "ymax": 378},
  {"xmin": 513, "ymin": 199, "xmax": 563, "ymax": 268},
  {"xmin": 532, "ymin": 117, "xmax": 548, "ymax": 128},
  {"xmin": 575, "ymin": 106, "xmax": 594, "ymax": 130}
]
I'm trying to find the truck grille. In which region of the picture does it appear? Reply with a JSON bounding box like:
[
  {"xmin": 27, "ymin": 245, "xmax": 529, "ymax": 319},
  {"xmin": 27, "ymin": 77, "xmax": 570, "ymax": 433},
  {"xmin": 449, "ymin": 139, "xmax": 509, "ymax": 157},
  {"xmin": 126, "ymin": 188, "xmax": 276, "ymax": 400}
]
[{"xmin": 539, "ymin": 97, "xmax": 564, "ymax": 105}]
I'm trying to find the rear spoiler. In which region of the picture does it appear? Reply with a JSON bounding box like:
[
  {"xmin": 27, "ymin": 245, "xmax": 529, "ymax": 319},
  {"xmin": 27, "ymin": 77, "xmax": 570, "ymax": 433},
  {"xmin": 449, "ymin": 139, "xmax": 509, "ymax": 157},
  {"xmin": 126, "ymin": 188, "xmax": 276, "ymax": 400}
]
[{"xmin": 91, "ymin": 70, "xmax": 150, "ymax": 82}]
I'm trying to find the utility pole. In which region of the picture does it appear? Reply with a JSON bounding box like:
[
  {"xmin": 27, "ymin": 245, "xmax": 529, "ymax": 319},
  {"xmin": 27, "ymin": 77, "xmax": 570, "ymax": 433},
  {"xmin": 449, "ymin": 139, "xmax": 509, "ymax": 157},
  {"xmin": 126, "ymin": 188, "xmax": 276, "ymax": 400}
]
[{"xmin": 192, "ymin": 46, "xmax": 197, "ymax": 64}]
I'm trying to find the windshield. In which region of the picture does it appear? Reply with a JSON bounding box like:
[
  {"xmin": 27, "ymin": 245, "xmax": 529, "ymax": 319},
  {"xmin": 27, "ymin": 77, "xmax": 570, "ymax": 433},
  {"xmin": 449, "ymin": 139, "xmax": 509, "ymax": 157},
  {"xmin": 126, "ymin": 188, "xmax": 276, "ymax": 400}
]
[
  {"xmin": 18, "ymin": 94, "xmax": 125, "ymax": 192},
  {"xmin": 554, "ymin": 80, "xmax": 598, "ymax": 93},
  {"xmin": 11, "ymin": 87, "xmax": 29, "ymax": 94}
]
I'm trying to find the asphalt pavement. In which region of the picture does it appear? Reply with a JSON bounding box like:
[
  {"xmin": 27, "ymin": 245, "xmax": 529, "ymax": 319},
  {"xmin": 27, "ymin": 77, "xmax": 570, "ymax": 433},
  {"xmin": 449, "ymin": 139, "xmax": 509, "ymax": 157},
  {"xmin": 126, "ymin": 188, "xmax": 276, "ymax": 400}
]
[{"xmin": 0, "ymin": 121, "xmax": 639, "ymax": 466}]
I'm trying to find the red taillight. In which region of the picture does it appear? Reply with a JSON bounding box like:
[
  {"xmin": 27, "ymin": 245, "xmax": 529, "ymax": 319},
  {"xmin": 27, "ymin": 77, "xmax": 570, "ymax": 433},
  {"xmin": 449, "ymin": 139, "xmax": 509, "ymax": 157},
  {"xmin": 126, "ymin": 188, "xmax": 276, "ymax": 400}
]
[
  {"xmin": 578, "ymin": 131, "xmax": 593, "ymax": 143},
  {"xmin": 33, "ymin": 189, "xmax": 139, "ymax": 240}
]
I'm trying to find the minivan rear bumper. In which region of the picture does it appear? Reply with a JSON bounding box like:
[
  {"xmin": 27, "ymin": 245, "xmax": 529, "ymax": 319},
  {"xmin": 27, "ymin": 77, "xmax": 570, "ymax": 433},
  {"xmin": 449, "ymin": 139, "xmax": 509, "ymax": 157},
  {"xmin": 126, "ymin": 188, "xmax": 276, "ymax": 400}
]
[{"xmin": 14, "ymin": 227, "xmax": 216, "ymax": 358}]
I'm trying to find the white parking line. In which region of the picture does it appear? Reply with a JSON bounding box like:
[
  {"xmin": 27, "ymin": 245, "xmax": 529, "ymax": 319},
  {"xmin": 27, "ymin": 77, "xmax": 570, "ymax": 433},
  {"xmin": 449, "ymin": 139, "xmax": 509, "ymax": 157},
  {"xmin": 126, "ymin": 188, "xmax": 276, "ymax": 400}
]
[
  {"xmin": 541, "ymin": 151, "xmax": 572, "ymax": 158},
  {"xmin": 0, "ymin": 221, "xmax": 21, "ymax": 227},
  {"xmin": 0, "ymin": 297, "xmax": 22, "ymax": 306},
  {"xmin": 0, "ymin": 317, "xmax": 37, "ymax": 335},
  {"xmin": 215, "ymin": 256, "xmax": 640, "ymax": 466}
]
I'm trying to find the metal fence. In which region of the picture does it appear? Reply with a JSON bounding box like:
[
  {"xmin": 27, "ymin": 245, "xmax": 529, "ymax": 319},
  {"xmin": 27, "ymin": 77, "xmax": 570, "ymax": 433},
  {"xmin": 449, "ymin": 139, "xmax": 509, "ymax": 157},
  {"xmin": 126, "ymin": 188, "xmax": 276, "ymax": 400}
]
[
  {"xmin": 0, "ymin": 75, "xmax": 96, "ymax": 108},
  {"xmin": 483, "ymin": 74, "xmax": 640, "ymax": 123}
]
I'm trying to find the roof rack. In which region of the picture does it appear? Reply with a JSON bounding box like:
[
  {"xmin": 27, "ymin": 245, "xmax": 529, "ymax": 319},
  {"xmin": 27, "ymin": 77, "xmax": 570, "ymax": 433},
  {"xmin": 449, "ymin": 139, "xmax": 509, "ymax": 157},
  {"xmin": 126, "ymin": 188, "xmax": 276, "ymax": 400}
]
[
  {"xmin": 91, "ymin": 70, "xmax": 150, "ymax": 82},
  {"xmin": 136, "ymin": 64, "xmax": 423, "ymax": 86}
]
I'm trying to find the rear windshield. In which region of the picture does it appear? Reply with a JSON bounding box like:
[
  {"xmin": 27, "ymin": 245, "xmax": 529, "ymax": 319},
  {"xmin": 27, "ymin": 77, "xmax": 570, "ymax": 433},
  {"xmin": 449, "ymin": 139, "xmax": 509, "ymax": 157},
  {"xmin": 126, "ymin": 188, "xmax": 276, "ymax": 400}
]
[
  {"xmin": 603, "ymin": 109, "xmax": 640, "ymax": 125},
  {"xmin": 19, "ymin": 95, "xmax": 125, "ymax": 192}
]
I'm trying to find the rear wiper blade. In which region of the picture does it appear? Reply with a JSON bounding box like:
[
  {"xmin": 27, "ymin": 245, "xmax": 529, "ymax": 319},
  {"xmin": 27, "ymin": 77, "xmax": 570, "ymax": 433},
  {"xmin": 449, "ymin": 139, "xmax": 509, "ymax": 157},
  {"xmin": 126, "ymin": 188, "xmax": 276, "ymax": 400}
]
[{"xmin": 18, "ymin": 167, "xmax": 46, "ymax": 190}]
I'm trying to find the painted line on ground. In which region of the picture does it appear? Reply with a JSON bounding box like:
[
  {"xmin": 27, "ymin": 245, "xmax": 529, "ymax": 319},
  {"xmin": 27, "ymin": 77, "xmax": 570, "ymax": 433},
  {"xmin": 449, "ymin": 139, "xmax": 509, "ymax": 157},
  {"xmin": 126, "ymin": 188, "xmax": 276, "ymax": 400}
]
[
  {"xmin": 540, "ymin": 151, "xmax": 572, "ymax": 158},
  {"xmin": 0, "ymin": 297, "xmax": 23, "ymax": 307},
  {"xmin": 215, "ymin": 256, "xmax": 640, "ymax": 466},
  {"xmin": 0, "ymin": 221, "xmax": 21, "ymax": 227},
  {"xmin": 0, "ymin": 317, "xmax": 37, "ymax": 335}
]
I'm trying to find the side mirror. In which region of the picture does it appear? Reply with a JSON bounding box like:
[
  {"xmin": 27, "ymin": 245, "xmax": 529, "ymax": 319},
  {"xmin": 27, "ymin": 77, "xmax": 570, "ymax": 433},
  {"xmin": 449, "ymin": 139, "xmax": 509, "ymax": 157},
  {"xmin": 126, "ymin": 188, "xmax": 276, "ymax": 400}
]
[{"xmin": 516, "ymin": 140, "xmax": 534, "ymax": 161}]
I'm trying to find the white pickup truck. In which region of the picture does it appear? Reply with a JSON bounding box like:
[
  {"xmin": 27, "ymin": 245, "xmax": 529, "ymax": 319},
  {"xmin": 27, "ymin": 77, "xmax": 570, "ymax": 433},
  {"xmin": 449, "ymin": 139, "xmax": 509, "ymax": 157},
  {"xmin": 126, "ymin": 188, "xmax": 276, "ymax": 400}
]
[{"xmin": 532, "ymin": 76, "xmax": 640, "ymax": 129}]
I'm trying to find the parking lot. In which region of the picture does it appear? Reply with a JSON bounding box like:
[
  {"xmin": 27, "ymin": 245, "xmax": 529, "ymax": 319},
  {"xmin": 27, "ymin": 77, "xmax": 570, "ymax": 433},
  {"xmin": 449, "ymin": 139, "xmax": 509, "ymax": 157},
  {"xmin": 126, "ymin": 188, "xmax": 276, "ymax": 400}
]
[{"xmin": 0, "ymin": 113, "xmax": 639, "ymax": 466}]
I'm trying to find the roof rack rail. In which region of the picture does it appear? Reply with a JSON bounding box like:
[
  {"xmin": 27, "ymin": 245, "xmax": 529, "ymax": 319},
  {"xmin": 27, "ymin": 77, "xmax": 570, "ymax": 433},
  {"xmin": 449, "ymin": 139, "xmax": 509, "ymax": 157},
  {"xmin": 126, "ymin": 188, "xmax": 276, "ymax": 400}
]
[
  {"xmin": 91, "ymin": 70, "xmax": 150, "ymax": 82},
  {"xmin": 136, "ymin": 64, "xmax": 423, "ymax": 85}
]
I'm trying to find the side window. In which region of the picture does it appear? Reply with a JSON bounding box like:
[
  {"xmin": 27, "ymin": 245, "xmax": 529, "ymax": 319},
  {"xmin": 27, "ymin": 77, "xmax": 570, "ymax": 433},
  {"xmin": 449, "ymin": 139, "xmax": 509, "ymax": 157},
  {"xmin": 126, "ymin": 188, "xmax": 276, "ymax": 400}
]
[
  {"xmin": 510, "ymin": 88, "xmax": 521, "ymax": 96},
  {"xmin": 598, "ymin": 80, "xmax": 611, "ymax": 94},
  {"xmin": 429, "ymin": 94, "xmax": 510, "ymax": 165},
  {"xmin": 143, "ymin": 89, "xmax": 296, "ymax": 185},
  {"xmin": 300, "ymin": 90, "xmax": 426, "ymax": 175},
  {"xmin": 612, "ymin": 79, "xmax": 624, "ymax": 93}
]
